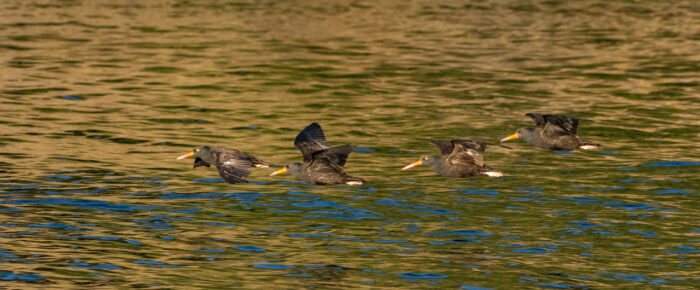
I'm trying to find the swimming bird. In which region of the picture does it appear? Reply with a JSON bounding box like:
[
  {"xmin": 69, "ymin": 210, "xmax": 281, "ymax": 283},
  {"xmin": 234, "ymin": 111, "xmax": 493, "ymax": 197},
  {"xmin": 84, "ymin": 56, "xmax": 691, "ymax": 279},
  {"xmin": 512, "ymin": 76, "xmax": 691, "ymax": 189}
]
[
  {"xmin": 500, "ymin": 113, "xmax": 600, "ymax": 150},
  {"xmin": 401, "ymin": 138, "xmax": 509, "ymax": 177},
  {"xmin": 269, "ymin": 122, "xmax": 365, "ymax": 185},
  {"xmin": 176, "ymin": 146, "xmax": 268, "ymax": 183}
]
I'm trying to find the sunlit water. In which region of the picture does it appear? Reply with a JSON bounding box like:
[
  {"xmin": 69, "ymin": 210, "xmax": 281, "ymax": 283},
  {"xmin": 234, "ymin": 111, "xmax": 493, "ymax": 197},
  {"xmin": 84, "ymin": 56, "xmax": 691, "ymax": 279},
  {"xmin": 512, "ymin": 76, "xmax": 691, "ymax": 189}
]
[{"xmin": 1, "ymin": 0, "xmax": 699, "ymax": 288}]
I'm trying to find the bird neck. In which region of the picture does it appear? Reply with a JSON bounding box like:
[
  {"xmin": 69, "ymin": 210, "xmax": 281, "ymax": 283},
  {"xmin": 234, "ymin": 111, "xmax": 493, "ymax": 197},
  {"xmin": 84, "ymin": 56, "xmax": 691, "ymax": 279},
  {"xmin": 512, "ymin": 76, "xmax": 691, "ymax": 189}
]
[
  {"xmin": 287, "ymin": 163, "xmax": 306, "ymax": 178},
  {"xmin": 198, "ymin": 151, "xmax": 216, "ymax": 165},
  {"xmin": 521, "ymin": 128, "xmax": 548, "ymax": 147}
]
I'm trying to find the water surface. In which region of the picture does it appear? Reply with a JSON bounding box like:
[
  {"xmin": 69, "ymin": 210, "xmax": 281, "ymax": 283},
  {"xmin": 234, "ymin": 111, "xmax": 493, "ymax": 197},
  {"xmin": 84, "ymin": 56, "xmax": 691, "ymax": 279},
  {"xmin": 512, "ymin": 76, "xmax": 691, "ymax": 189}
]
[{"xmin": 1, "ymin": 0, "xmax": 699, "ymax": 288}]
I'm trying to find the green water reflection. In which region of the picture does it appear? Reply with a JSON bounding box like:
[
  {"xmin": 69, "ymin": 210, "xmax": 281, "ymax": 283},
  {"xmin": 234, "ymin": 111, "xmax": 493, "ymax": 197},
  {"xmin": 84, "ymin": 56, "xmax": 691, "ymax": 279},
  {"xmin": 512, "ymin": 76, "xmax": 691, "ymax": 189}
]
[{"xmin": 1, "ymin": 0, "xmax": 698, "ymax": 288}]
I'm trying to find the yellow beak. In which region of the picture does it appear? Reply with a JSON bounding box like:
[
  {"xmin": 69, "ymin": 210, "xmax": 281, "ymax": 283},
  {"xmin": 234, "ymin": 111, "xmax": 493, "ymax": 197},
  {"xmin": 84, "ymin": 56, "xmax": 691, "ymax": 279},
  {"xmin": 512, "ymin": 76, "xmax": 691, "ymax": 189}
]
[
  {"xmin": 269, "ymin": 167, "xmax": 287, "ymax": 176},
  {"xmin": 176, "ymin": 152, "xmax": 194, "ymax": 160},
  {"xmin": 500, "ymin": 133, "xmax": 519, "ymax": 142},
  {"xmin": 401, "ymin": 160, "xmax": 423, "ymax": 171}
]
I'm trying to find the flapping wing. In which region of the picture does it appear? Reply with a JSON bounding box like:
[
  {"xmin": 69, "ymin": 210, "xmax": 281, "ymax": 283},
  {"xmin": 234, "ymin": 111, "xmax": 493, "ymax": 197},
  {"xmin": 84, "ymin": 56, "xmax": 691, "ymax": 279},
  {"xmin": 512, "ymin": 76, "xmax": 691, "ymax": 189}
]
[
  {"xmin": 215, "ymin": 158, "xmax": 252, "ymax": 184},
  {"xmin": 543, "ymin": 114, "xmax": 580, "ymax": 135},
  {"xmin": 452, "ymin": 138, "xmax": 488, "ymax": 154},
  {"xmin": 294, "ymin": 122, "xmax": 331, "ymax": 162},
  {"xmin": 430, "ymin": 140, "xmax": 454, "ymax": 156},
  {"xmin": 449, "ymin": 151, "xmax": 481, "ymax": 168},
  {"xmin": 311, "ymin": 143, "xmax": 356, "ymax": 172},
  {"xmin": 450, "ymin": 138, "xmax": 487, "ymax": 167},
  {"xmin": 325, "ymin": 144, "xmax": 356, "ymax": 167},
  {"xmin": 526, "ymin": 113, "xmax": 580, "ymax": 135},
  {"xmin": 525, "ymin": 113, "xmax": 547, "ymax": 128}
]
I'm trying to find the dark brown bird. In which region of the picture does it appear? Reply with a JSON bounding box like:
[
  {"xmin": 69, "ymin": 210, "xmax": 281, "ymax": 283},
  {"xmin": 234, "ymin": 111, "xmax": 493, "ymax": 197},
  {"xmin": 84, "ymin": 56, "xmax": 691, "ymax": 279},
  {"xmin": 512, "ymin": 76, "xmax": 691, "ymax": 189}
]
[
  {"xmin": 501, "ymin": 113, "xmax": 600, "ymax": 151},
  {"xmin": 176, "ymin": 146, "xmax": 268, "ymax": 183},
  {"xmin": 269, "ymin": 122, "xmax": 365, "ymax": 185},
  {"xmin": 401, "ymin": 138, "xmax": 509, "ymax": 177}
]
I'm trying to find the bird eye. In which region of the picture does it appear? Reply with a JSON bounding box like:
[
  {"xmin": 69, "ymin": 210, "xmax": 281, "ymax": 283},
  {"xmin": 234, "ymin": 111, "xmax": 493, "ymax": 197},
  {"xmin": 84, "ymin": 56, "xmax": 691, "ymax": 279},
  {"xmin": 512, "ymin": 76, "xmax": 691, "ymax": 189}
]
[
  {"xmin": 195, "ymin": 148, "xmax": 200, "ymax": 152},
  {"xmin": 423, "ymin": 157, "xmax": 428, "ymax": 160}
]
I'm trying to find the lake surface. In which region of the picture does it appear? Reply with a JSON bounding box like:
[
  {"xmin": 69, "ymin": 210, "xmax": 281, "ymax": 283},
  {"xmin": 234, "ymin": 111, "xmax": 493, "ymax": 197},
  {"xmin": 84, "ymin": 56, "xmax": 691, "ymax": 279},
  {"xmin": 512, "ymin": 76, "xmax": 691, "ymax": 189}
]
[{"xmin": 1, "ymin": 0, "xmax": 699, "ymax": 288}]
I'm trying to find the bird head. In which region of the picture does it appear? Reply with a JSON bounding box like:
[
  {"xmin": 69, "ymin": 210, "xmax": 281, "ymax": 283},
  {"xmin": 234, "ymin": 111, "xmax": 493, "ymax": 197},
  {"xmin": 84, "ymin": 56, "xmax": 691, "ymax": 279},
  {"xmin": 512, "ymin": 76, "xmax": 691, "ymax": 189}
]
[
  {"xmin": 401, "ymin": 155, "xmax": 437, "ymax": 171},
  {"xmin": 176, "ymin": 146, "xmax": 213, "ymax": 168},
  {"xmin": 269, "ymin": 162, "xmax": 303, "ymax": 177}
]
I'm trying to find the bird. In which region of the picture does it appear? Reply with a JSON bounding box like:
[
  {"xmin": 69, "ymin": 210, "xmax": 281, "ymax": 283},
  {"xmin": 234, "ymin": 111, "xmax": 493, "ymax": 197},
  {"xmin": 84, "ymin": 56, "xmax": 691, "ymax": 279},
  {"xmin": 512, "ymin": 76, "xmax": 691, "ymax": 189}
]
[
  {"xmin": 269, "ymin": 122, "xmax": 365, "ymax": 185},
  {"xmin": 500, "ymin": 113, "xmax": 600, "ymax": 150},
  {"xmin": 401, "ymin": 138, "xmax": 509, "ymax": 177},
  {"xmin": 176, "ymin": 146, "xmax": 268, "ymax": 183}
]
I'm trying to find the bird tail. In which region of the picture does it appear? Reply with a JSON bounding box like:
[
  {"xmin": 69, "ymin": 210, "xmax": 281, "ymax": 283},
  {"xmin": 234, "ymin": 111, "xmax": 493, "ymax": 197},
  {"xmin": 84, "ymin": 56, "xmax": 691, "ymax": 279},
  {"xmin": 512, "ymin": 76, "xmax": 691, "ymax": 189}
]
[
  {"xmin": 578, "ymin": 140, "xmax": 601, "ymax": 150},
  {"xmin": 482, "ymin": 171, "xmax": 504, "ymax": 177},
  {"xmin": 344, "ymin": 176, "xmax": 365, "ymax": 185},
  {"xmin": 250, "ymin": 156, "xmax": 269, "ymax": 168},
  {"xmin": 480, "ymin": 165, "xmax": 503, "ymax": 177}
]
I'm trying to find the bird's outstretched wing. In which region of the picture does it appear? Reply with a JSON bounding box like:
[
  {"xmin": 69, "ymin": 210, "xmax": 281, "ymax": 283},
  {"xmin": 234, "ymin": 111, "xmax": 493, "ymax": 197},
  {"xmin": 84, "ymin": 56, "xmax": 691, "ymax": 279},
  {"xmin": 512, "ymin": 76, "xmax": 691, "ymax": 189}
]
[
  {"xmin": 294, "ymin": 122, "xmax": 331, "ymax": 162},
  {"xmin": 430, "ymin": 140, "xmax": 454, "ymax": 156},
  {"xmin": 543, "ymin": 114, "xmax": 580, "ymax": 135},
  {"xmin": 526, "ymin": 113, "xmax": 582, "ymax": 135},
  {"xmin": 449, "ymin": 151, "xmax": 481, "ymax": 167},
  {"xmin": 311, "ymin": 143, "xmax": 356, "ymax": 173},
  {"xmin": 452, "ymin": 138, "xmax": 488, "ymax": 153},
  {"xmin": 450, "ymin": 138, "xmax": 488, "ymax": 167},
  {"xmin": 215, "ymin": 158, "xmax": 252, "ymax": 183},
  {"xmin": 525, "ymin": 113, "xmax": 548, "ymax": 128}
]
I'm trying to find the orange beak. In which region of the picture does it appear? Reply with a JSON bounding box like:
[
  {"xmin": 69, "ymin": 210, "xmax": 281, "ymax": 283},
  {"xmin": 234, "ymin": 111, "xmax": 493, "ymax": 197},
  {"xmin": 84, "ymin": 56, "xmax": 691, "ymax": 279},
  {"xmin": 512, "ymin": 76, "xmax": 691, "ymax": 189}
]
[
  {"xmin": 176, "ymin": 152, "xmax": 194, "ymax": 160},
  {"xmin": 500, "ymin": 133, "xmax": 519, "ymax": 142},
  {"xmin": 269, "ymin": 167, "xmax": 287, "ymax": 176},
  {"xmin": 401, "ymin": 160, "xmax": 423, "ymax": 171}
]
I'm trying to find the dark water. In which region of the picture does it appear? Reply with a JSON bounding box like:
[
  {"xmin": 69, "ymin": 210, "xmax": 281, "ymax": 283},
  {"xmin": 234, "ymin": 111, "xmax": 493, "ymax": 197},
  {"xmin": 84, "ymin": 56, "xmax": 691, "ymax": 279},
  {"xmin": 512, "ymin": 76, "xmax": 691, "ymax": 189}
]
[{"xmin": 1, "ymin": 0, "xmax": 699, "ymax": 288}]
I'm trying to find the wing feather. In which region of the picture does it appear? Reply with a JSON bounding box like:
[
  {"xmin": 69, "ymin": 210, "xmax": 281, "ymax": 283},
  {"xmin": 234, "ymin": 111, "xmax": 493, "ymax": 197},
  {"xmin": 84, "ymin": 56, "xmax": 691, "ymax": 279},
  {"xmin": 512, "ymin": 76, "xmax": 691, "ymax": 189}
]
[
  {"xmin": 430, "ymin": 140, "xmax": 454, "ymax": 155},
  {"xmin": 527, "ymin": 113, "xmax": 582, "ymax": 135},
  {"xmin": 525, "ymin": 113, "xmax": 547, "ymax": 128},
  {"xmin": 543, "ymin": 114, "xmax": 580, "ymax": 135},
  {"xmin": 294, "ymin": 122, "xmax": 331, "ymax": 162},
  {"xmin": 215, "ymin": 158, "xmax": 252, "ymax": 183},
  {"xmin": 310, "ymin": 143, "xmax": 356, "ymax": 173}
]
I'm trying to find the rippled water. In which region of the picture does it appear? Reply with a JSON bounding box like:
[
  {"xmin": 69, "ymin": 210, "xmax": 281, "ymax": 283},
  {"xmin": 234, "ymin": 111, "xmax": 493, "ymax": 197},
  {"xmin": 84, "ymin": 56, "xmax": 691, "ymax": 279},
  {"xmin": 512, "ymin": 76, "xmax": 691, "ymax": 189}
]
[{"xmin": 1, "ymin": 0, "xmax": 699, "ymax": 288}]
